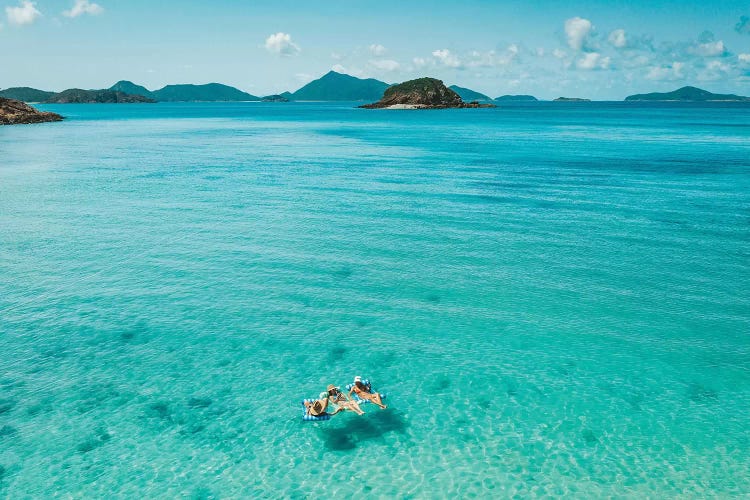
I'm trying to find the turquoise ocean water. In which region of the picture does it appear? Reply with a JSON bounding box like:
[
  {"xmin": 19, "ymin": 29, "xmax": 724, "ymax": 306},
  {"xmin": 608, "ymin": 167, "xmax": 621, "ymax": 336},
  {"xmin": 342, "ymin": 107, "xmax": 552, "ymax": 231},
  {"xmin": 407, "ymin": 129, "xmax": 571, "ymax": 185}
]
[{"xmin": 1, "ymin": 102, "xmax": 749, "ymax": 497}]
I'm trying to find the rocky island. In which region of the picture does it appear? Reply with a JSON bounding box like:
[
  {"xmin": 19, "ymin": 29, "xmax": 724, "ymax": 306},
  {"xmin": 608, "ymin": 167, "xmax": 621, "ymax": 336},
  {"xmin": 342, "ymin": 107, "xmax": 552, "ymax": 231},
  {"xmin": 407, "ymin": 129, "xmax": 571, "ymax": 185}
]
[
  {"xmin": 360, "ymin": 78, "xmax": 495, "ymax": 109},
  {"xmin": 0, "ymin": 97, "xmax": 63, "ymax": 125},
  {"xmin": 554, "ymin": 97, "xmax": 591, "ymax": 102},
  {"xmin": 261, "ymin": 94, "xmax": 291, "ymax": 102}
]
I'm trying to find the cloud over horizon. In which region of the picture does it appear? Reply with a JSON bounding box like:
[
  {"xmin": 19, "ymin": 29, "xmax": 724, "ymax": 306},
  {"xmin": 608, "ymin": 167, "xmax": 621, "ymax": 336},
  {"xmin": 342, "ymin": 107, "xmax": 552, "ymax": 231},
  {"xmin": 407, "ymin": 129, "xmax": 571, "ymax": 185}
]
[
  {"xmin": 265, "ymin": 32, "xmax": 300, "ymax": 57},
  {"xmin": 63, "ymin": 0, "xmax": 103, "ymax": 18},
  {"xmin": 6, "ymin": 0, "xmax": 41, "ymax": 25},
  {"xmin": 565, "ymin": 17, "xmax": 593, "ymax": 51}
]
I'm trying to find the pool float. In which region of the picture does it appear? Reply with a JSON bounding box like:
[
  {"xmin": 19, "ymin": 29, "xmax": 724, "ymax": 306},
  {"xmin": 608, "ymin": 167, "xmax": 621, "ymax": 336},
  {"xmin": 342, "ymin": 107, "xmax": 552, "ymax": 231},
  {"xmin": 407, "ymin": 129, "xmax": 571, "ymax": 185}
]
[
  {"xmin": 301, "ymin": 398, "xmax": 331, "ymax": 421},
  {"xmin": 345, "ymin": 379, "xmax": 387, "ymax": 405}
]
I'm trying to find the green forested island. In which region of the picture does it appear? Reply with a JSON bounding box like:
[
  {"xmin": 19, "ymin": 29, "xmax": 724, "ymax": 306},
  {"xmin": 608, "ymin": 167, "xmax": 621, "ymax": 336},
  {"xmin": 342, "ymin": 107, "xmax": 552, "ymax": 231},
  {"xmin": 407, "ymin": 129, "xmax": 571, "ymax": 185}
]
[
  {"xmin": 625, "ymin": 86, "xmax": 750, "ymax": 101},
  {"xmin": 448, "ymin": 85, "xmax": 491, "ymax": 102},
  {"xmin": 361, "ymin": 77, "xmax": 495, "ymax": 109},
  {"xmin": 0, "ymin": 87, "xmax": 55, "ymax": 102},
  {"xmin": 44, "ymin": 89, "xmax": 155, "ymax": 103},
  {"xmin": 289, "ymin": 71, "xmax": 389, "ymax": 101}
]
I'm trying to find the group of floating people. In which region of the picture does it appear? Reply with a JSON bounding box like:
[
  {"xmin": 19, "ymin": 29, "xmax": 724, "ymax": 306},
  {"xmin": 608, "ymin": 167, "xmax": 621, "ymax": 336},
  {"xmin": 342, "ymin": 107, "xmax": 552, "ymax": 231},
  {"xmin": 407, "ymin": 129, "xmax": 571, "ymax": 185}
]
[{"xmin": 304, "ymin": 376, "xmax": 386, "ymax": 419}]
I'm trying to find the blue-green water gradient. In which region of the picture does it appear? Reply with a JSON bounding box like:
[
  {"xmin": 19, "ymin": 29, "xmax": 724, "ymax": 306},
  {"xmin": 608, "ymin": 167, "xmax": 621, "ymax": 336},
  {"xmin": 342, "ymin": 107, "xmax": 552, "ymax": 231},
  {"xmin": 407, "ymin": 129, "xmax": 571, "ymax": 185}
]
[{"xmin": 1, "ymin": 102, "xmax": 749, "ymax": 497}]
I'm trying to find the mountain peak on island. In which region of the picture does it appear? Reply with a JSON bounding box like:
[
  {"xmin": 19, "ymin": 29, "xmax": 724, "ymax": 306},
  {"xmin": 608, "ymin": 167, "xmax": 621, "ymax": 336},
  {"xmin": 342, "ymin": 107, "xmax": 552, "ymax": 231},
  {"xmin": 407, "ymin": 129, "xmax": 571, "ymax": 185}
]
[
  {"xmin": 290, "ymin": 71, "xmax": 390, "ymax": 101},
  {"xmin": 361, "ymin": 77, "xmax": 495, "ymax": 109},
  {"xmin": 625, "ymin": 86, "xmax": 750, "ymax": 101},
  {"xmin": 109, "ymin": 81, "xmax": 155, "ymax": 99},
  {"xmin": 153, "ymin": 83, "xmax": 259, "ymax": 102}
]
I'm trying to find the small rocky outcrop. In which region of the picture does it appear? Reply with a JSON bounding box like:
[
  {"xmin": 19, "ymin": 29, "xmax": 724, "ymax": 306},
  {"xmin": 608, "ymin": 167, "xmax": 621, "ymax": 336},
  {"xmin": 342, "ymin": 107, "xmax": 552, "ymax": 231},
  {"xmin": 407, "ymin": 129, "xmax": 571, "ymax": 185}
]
[
  {"xmin": 0, "ymin": 97, "xmax": 63, "ymax": 125},
  {"xmin": 261, "ymin": 94, "xmax": 290, "ymax": 102},
  {"xmin": 553, "ymin": 97, "xmax": 591, "ymax": 102},
  {"xmin": 361, "ymin": 77, "xmax": 495, "ymax": 109}
]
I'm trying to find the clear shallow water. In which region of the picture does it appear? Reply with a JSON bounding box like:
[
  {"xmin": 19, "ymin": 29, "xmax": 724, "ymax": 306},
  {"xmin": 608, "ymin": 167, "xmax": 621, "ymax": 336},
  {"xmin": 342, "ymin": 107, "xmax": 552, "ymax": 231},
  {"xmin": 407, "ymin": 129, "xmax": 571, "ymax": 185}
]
[{"xmin": 1, "ymin": 102, "xmax": 749, "ymax": 497}]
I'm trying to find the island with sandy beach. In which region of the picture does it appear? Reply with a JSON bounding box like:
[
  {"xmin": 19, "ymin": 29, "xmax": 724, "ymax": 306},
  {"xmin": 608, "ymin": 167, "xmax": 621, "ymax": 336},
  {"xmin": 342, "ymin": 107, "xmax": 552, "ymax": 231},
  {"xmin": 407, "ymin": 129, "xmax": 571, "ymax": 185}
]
[{"xmin": 360, "ymin": 77, "xmax": 496, "ymax": 109}]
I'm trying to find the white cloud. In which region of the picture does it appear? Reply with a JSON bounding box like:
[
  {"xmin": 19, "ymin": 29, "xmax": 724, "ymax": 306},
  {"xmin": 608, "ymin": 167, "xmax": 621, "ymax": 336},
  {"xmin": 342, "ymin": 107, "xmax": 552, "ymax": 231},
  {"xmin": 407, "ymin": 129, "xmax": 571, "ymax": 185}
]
[
  {"xmin": 645, "ymin": 62, "xmax": 685, "ymax": 81},
  {"xmin": 622, "ymin": 54, "xmax": 651, "ymax": 68},
  {"xmin": 553, "ymin": 48, "xmax": 567, "ymax": 59},
  {"xmin": 576, "ymin": 52, "xmax": 610, "ymax": 70},
  {"xmin": 565, "ymin": 17, "xmax": 592, "ymax": 51},
  {"xmin": 739, "ymin": 53, "xmax": 750, "ymax": 64},
  {"xmin": 63, "ymin": 0, "xmax": 103, "ymax": 18},
  {"xmin": 697, "ymin": 60, "xmax": 732, "ymax": 81},
  {"xmin": 369, "ymin": 59, "xmax": 400, "ymax": 72},
  {"xmin": 691, "ymin": 40, "xmax": 726, "ymax": 57},
  {"xmin": 6, "ymin": 0, "xmax": 41, "ymax": 25},
  {"xmin": 331, "ymin": 64, "xmax": 347, "ymax": 73},
  {"xmin": 432, "ymin": 49, "xmax": 462, "ymax": 68},
  {"xmin": 608, "ymin": 29, "xmax": 627, "ymax": 48},
  {"xmin": 264, "ymin": 32, "xmax": 300, "ymax": 57},
  {"xmin": 412, "ymin": 57, "xmax": 428, "ymax": 68},
  {"xmin": 369, "ymin": 44, "xmax": 386, "ymax": 56}
]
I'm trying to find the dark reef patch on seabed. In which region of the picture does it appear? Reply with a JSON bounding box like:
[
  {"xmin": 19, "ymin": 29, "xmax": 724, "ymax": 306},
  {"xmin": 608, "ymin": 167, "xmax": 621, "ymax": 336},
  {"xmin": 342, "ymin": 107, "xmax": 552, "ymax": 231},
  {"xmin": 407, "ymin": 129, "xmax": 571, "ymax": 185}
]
[
  {"xmin": 0, "ymin": 399, "xmax": 17, "ymax": 415},
  {"xmin": 687, "ymin": 383, "xmax": 719, "ymax": 403},
  {"xmin": 0, "ymin": 425, "xmax": 18, "ymax": 438},
  {"xmin": 76, "ymin": 428, "xmax": 112, "ymax": 454},
  {"xmin": 427, "ymin": 375, "xmax": 452, "ymax": 394},
  {"xmin": 328, "ymin": 346, "xmax": 347, "ymax": 362},
  {"xmin": 317, "ymin": 410, "xmax": 408, "ymax": 452}
]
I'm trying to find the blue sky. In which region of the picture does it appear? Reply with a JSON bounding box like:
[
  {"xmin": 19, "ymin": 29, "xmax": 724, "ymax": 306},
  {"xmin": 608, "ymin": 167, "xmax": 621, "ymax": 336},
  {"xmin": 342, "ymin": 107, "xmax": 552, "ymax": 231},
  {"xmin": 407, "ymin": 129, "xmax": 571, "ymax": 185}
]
[{"xmin": 1, "ymin": 0, "xmax": 749, "ymax": 99}]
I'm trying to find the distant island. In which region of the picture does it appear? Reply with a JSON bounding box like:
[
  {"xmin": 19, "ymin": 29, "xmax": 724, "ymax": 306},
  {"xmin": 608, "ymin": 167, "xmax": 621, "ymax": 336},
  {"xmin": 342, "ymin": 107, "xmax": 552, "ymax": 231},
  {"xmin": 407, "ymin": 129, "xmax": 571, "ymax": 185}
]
[
  {"xmin": 361, "ymin": 77, "xmax": 495, "ymax": 109},
  {"xmin": 44, "ymin": 89, "xmax": 155, "ymax": 104},
  {"xmin": 495, "ymin": 95, "xmax": 538, "ymax": 102},
  {"xmin": 625, "ymin": 86, "xmax": 750, "ymax": 102},
  {"xmin": 290, "ymin": 71, "xmax": 389, "ymax": 101},
  {"xmin": 149, "ymin": 83, "xmax": 258, "ymax": 102},
  {"xmin": 261, "ymin": 94, "xmax": 290, "ymax": 102},
  {"xmin": 110, "ymin": 81, "xmax": 155, "ymax": 99},
  {"xmin": 4, "ymin": 76, "xmax": 750, "ymax": 105},
  {"xmin": 0, "ymin": 97, "xmax": 63, "ymax": 125},
  {"xmin": 0, "ymin": 87, "xmax": 55, "ymax": 102},
  {"xmin": 449, "ymin": 85, "xmax": 491, "ymax": 102}
]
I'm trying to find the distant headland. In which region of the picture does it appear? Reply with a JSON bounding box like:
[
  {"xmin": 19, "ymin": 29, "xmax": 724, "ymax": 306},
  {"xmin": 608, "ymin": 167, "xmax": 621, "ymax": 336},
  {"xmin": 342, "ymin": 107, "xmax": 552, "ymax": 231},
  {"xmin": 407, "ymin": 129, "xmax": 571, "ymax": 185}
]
[
  {"xmin": 0, "ymin": 97, "xmax": 63, "ymax": 125},
  {"xmin": 624, "ymin": 86, "xmax": 750, "ymax": 102},
  {"xmin": 360, "ymin": 78, "xmax": 495, "ymax": 109}
]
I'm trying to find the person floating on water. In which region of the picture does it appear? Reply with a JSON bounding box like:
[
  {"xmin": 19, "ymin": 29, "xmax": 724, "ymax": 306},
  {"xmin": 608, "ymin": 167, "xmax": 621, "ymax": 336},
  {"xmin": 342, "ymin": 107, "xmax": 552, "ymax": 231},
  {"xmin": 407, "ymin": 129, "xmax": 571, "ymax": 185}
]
[
  {"xmin": 349, "ymin": 375, "xmax": 387, "ymax": 409},
  {"xmin": 304, "ymin": 392, "xmax": 343, "ymax": 418},
  {"xmin": 326, "ymin": 384, "xmax": 365, "ymax": 415}
]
